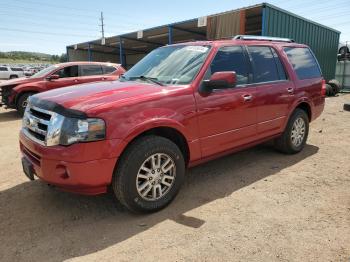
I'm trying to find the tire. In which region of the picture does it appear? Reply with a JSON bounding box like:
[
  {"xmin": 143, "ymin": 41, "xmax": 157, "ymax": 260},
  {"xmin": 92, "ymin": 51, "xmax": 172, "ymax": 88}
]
[
  {"xmin": 339, "ymin": 46, "xmax": 349, "ymax": 55},
  {"xmin": 325, "ymin": 84, "xmax": 334, "ymax": 96},
  {"xmin": 328, "ymin": 79, "xmax": 341, "ymax": 94},
  {"xmin": 274, "ymin": 108, "xmax": 309, "ymax": 154},
  {"xmin": 344, "ymin": 103, "xmax": 350, "ymax": 112},
  {"xmin": 9, "ymin": 75, "xmax": 18, "ymax": 79},
  {"xmin": 16, "ymin": 92, "xmax": 34, "ymax": 116},
  {"xmin": 112, "ymin": 135, "xmax": 185, "ymax": 213}
]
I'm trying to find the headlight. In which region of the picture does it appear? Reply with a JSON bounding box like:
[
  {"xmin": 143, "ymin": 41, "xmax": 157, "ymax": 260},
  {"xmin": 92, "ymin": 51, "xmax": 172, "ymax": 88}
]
[{"xmin": 59, "ymin": 117, "xmax": 106, "ymax": 146}]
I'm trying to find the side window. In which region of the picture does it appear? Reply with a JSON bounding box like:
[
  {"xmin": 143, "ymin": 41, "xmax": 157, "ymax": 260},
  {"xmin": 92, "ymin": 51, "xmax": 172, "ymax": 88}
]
[
  {"xmin": 284, "ymin": 47, "xmax": 321, "ymax": 80},
  {"xmin": 0, "ymin": 67, "xmax": 8, "ymax": 71},
  {"xmin": 247, "ymin": 46, "xmax": 281, "ymax": 83},
  {"xmin": 270, "ymin": 48, "xmax": 287, "ymax": 80},
  {"xmin": 80, "ymin": 65, "xmax": 103, "ymax": 76},
  {"xmin": 208, "ymin": 46, "xmax": 249, "ymax": 85},
  {"xmin": 55, "ymin": 66, "xmax": 78, "ymax": 78},
  {"xmin": 103, "ymin": 66, "xmax": 116, "ymax": 74}
]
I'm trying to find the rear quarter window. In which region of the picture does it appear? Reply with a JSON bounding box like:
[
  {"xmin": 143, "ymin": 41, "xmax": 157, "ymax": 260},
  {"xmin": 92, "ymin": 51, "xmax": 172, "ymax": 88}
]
[
  {"xmin": 103, "ymin": 65, "xmax": 117, "ymax": 74},
  {"xmin": 284, "ymin": 47, "xmax": 321, "ymax": 80}
]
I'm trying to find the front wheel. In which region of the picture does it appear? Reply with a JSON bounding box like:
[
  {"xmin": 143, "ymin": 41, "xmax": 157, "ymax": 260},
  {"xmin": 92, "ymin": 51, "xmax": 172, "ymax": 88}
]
[
  {"xmin": 112, "ymin": 136, "xmax": 185, "ymax": 213},
  {"xmin": 274, "ymin": 109, "xmax": 309, "ymax": 154},
  {"xmin": 16, "ymin": 92, "xmax": 34, "ymax": 116}
]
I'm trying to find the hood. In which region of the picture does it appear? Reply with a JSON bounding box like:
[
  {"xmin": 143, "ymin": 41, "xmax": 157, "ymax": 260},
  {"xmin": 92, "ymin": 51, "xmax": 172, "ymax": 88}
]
[
  {"xmin": 33, "ymin": 80, "xmax": 174, "ymax": 114},
  {"xmin": 0, "ymin": 77, "xmax": 39, "ymax": 87}
]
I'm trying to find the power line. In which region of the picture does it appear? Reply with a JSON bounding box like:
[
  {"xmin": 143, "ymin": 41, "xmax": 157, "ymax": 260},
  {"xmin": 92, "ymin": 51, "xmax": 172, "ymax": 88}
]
[
  {"xmin": 0, "ymin": 27, "xmax": 98, "ymax": 38},
  {"xmin": 6, "ymin": 0, "xmax": 160, "ymax": 22}
]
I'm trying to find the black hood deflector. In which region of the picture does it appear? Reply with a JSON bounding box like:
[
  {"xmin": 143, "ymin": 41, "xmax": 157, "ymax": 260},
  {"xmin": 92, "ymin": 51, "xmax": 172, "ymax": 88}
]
[{"xmin": 29, "ymin": 96, "xmax": 87, "ymax": 119}]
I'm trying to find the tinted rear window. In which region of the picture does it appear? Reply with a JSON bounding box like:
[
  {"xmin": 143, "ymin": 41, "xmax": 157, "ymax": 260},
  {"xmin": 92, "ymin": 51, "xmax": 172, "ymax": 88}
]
[
  {"xmin": 284, "ymin": 47, "xmax": 321, "ymax": 80},
  {"xmin": 0, "ymin": 67, "xmax": 8, "ymax": 71},
  {"xmin": 103, "ymin": 65, "xmax": 116, "ymax": 74},
  {"xmin": 80, "ymin": 65, "xmax": 103, "ymax": 76},
  {"xmin": 11, "ymin": 67, "xmax": 23, "ymax": 71},
  {"xmin": 247, "ymin": 46, "xmax": 285, "ymax": 83}
]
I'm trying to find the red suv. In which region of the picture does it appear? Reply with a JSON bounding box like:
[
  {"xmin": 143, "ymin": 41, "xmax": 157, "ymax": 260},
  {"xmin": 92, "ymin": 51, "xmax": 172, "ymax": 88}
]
[
  {"xmin": 0, "ymin": 61, "xmax": 125, "ymax": 115},
  {"xmin": 19, "ymin": 36, "xmax": 325, "ymax": 213}
]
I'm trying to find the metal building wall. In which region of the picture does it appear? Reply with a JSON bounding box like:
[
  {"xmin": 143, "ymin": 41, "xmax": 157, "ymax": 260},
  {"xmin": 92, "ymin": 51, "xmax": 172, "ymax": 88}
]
[
  {"xmin": 67, "ymin": 48, "xmax": 120, "ymax": 63},
  {"xmin": 262, "ymin": 4, "xmax": 340, "ymax": 80}
]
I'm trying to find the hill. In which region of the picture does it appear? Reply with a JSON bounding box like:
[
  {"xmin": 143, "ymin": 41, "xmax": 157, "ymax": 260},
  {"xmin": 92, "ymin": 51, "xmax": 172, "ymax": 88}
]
[{"xmin": 0, "ymin": 51, "xmax": 67, "ymax": 64}]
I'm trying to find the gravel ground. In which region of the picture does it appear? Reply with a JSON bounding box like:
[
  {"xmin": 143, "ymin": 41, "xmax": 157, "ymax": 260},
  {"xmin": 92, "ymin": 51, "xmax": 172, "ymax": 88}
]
[{"xmin": 0, "ymin": 95, "xmax": 349, "ymax": 262}]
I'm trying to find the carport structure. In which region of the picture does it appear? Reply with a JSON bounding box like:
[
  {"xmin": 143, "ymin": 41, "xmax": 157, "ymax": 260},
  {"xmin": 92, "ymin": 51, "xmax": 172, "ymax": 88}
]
[
  {"xmin": 67, "ymin": 3, "xmax": 340, "ymax": 80},
  {"xmin": 66, "ymin": 4, "xmax": 258, "ymax": 69}
]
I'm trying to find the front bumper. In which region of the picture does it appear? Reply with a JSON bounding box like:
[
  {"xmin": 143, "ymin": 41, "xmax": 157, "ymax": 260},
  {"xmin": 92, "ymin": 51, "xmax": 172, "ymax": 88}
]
[
  {"xmin": 0, "ymin": 87, "xmax": 16, "ymax": 108},
  {"xmin": 19, "ymin": 131, "xmax": 123, "ymax": 195}
]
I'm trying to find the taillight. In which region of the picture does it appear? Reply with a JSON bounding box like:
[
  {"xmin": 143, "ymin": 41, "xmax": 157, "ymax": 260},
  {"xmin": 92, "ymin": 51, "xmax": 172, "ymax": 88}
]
[{"xmin": 321, "ymin": 79, "xmax": 326, "ymax": 97}]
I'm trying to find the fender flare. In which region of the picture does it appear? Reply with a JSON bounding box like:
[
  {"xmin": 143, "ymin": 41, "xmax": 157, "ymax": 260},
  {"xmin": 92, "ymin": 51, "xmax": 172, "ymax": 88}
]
[
  {"xmin": 13, "ymin": 86, "xmax": 41, "ymax": 105},
  {"xmin": 111, "ymin": 118, "xmax": 191, "ymax": 159},
  {"xmin": 123, "ymin": 118, "xmax": 190, "ymax": 143},
  {"xmin": 282, "ymin": 98, "xmax": 313, "ymax": 130}
]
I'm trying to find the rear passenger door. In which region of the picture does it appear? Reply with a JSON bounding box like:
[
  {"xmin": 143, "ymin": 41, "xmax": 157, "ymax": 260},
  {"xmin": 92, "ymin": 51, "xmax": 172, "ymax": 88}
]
[
  {"xmin": 246, "ymin": 45, "xmax": 295, "ymax": 138},
  {"xmin": 78, "ymin": 64, "xmax": 105, "ymax": 84}
]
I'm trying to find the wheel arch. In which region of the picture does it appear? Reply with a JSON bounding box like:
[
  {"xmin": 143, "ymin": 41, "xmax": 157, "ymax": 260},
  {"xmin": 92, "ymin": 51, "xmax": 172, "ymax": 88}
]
[
  {"xmin": 117, "ymin": 124, "xmax": 191, "ymax": 167},
  {"xmin": 295, "ymin": 101, "xmax": 312, "ymax": 122},
  {"xmin": 14, "ymin": 90, "xmax": 38, "ymax": 108}
]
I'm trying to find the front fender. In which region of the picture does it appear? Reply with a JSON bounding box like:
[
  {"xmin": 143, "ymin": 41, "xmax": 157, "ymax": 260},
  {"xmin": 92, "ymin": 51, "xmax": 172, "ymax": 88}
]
[{"xmin": 123, "ymin": 118, "xmax": 190, "ymax": 143}]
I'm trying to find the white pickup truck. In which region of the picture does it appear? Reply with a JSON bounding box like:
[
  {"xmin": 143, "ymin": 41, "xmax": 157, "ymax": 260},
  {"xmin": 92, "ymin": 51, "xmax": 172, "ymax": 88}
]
[{"xmin": 0, "ymin": 66, "xmax": 25, "ymax": 79}]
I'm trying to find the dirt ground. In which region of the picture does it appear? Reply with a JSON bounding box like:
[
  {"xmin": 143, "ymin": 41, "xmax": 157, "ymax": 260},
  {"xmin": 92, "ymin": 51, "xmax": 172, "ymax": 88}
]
[{"xmin": 0, "ymin": 95, "xmax": 349, "ymax": 262}]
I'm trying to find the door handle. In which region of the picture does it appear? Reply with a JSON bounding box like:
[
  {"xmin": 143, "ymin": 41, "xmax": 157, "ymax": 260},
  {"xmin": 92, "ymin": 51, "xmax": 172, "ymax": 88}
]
[
  {"xmin": 74, "ymin": 79, "xmax": 79, "ymax": 83},
  {"xmin": 101, "ymin": 77, "xmax": 106, "ymax": 80},
  {"xmin": 242, "ymin": 94, "xmax": 253, "ymax": 102},
  {"xmin": 287, "ymin": 87, "xmax": 294, "ymax": 94}
]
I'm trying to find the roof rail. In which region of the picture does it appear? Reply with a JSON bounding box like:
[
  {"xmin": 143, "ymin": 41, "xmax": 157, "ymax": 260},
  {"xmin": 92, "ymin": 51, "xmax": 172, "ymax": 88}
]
[{"xmin": 233, "ymin": 35, "xmax": 294, "ymax": 43}]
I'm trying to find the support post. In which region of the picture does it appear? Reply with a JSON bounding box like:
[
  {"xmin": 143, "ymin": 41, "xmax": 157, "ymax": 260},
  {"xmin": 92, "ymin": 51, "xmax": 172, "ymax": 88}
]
[
  {"xmin": 88, "ymin": 43, "xmax": 92, "ymax": 61},
  {"xmin": 119, "ymin": 37, "xmax": 125, "ymax": 67},
  {"xmin": 66, "ymin": 47, "xmax": 70, "ymax": 62},
  {"xmin": 261, "ymin": 7, "xmax": 266, "ymax": 36},
  {"xmin": 168, "ymin": 26, "xmax": 173, "ymax": 45}
]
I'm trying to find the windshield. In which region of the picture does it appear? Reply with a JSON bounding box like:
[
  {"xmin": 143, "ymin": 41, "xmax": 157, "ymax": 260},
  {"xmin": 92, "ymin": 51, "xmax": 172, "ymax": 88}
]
[
  {"xmin": 122, "ymin": 45, "xmax": 211, "ymax": 85},
  {"xmin": 31, "ymin": 65, "xmax": 59, "ymax": 78}
]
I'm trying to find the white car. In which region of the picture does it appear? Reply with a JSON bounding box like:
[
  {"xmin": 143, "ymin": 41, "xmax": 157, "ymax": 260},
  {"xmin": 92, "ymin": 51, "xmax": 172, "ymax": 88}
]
[{"xmin": 0, "ymin": 66, "xmax": 25, "ymax": 79}]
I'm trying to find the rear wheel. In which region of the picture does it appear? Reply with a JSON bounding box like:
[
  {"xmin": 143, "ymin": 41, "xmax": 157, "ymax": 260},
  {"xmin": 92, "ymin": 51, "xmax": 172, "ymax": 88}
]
[
  {"xmin": 16, "ymin": 92, "xmax": 34, "ymax": 116},
  {"xmin": 9, "ymin": 75, "xmax": 18, "ymax": 79},
  {"xmin": 112, "ymin": 135, "xmax": 185, "ymax": 213},
  {"xmin": 274, "ymin": 109, "xmax": 309, "ymax": 154}
]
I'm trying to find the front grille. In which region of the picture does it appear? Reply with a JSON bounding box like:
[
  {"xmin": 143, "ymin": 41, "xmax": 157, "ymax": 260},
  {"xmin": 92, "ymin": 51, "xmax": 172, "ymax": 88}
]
[{"xmin": 22, "ymin": 105, "xmax": 53, "ymax": 145}]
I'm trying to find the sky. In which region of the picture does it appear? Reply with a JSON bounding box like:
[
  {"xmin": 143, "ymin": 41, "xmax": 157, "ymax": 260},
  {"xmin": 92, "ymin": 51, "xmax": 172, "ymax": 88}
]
[{"xmin": 1, "ymin": 0, "xmax": 350, "ymax": 55}]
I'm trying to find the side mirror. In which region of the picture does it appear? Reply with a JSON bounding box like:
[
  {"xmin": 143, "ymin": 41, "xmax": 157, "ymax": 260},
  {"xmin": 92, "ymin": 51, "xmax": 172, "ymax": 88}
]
[
  {"xmin": 202, "ymin": 71, "xmax": 237, "ymax": 92},
  {"xmin": 46, "ymin": 74, "xmax": 60, "ymax": 81}
]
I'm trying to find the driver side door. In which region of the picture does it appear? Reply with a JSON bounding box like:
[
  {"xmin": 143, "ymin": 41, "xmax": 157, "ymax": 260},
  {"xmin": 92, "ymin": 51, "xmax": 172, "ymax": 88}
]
[
  {"xmin": 45, "ymin": 65, "xmax": 79, "ymax": 90},
  {"xmin": 194, "ymin": 46, "xmax": 258, "ymax": 158}
]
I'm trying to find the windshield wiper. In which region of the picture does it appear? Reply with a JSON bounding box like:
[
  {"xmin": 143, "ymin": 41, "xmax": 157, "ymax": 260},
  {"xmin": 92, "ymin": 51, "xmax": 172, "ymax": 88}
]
[{"xmin": 129, "ymin": 75, "xmax": 164, "ymax": 86}]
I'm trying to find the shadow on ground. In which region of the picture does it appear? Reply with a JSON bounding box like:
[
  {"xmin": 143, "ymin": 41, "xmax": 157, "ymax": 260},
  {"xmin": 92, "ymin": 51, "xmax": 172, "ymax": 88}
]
[
  {"xmin": 0, "ymin": 110, "xmax": 21, "ymax": 123},
  {"xmin": 0, "ymin": 143, "xmax": 318, "ymax": 261}
]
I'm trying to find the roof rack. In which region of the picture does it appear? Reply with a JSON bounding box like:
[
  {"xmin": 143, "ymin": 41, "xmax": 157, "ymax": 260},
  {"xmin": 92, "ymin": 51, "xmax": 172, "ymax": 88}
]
[{"xmin": 233, "ymin": 35, "xmax": 294, "ymax": 43}]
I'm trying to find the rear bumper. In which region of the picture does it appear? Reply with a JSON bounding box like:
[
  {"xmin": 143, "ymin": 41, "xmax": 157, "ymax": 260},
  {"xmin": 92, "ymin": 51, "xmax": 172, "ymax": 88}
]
[{"xmin": 19, "ymin": 131, "xmax": 122, "ymax": 195}]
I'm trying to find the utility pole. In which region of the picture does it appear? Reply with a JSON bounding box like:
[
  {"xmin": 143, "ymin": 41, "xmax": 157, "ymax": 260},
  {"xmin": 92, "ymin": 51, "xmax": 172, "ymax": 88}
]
[{"xmin": 99, "ymin": 11, "xmax": 105, "ymax": 44}]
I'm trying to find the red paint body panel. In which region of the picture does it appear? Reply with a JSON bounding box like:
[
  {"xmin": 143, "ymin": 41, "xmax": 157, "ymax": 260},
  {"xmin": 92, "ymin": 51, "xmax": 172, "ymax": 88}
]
[
  {"xmin": 19, "ymin": 39, "xmax": 325, "ymax": 195},
  {"xmin": 0, "ymin": 61, "xmax": 125, "ymax": 108}
]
